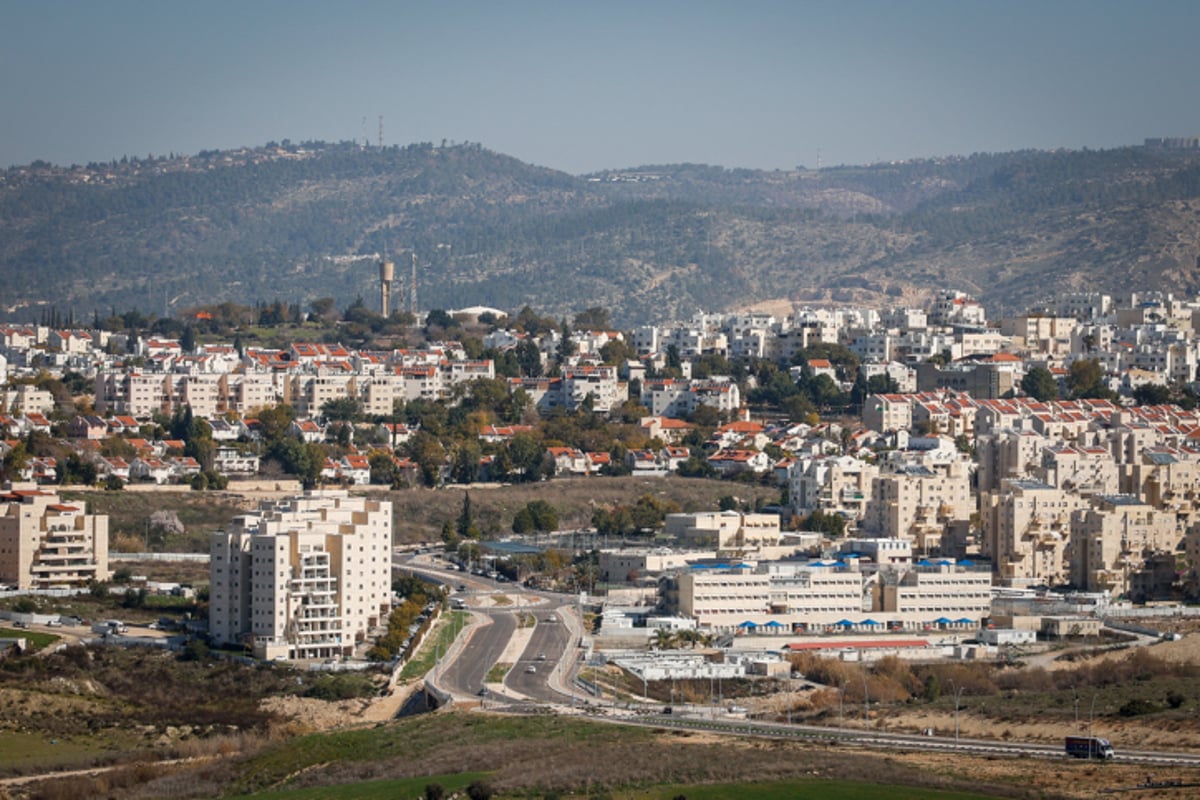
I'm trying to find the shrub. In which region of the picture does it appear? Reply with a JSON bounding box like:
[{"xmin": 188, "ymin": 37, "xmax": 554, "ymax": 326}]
[
  {"xmin": 466, "ymin": 780, "xmax": 494, "ymax": 800},
  {"xmin": 303, "ymin": 673, "xmax": 377, "ymax": 701},
  {"xmin": 1118, "ymin": 698, "xmax": 1160, "ymax": 717}
]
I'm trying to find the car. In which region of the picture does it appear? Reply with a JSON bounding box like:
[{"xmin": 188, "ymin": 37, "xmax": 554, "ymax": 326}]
[
  {"xmin": 525, "ymin": 665, "xmax": 537, "ymax": 674},
  {"xmin": 477, "ymin": 686, "xmax": 489, "ymax": 696},
  {"xmin": 45, "ymin": 620, "xmax": 62, "ymax": 628},
  {"xmin": 536, "ymin": 652, "xmax": 546, "ymax": 661},
  {"xmin": 457, "ymin": 584, "xmax": 467, "ymax": 592},
  {"xmin": 546, "ymin": 614, "xmax": 558, "ymax": 623}
]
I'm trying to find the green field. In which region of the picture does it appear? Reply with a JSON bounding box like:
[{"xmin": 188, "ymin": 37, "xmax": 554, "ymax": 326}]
[
  {"xmin": 0, "ymin": 731, "xmax": 110, "ymax": 771},
  {"xmin": 399, "ymin": 610, "xmax": 469, "ymax": 681},
  {"xmin": 234, "ymin": 775, "xmax": 1012, "ymax": 800},
  {"xmin": 0, "ymin": 627, "xmax": 60, "ymax": 651},
  {"xmin": 230, "ymin": 771, "xmax": 489, "ymax": 799},
  {"xmin": 620, "ymin": 781, "xmax": 1014, "ymax": 800}
]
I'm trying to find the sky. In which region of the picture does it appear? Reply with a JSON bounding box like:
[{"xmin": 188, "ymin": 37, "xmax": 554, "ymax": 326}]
[{"xmin": 3, "ymin": 0, "xmax": 1199, "ymax": 174}]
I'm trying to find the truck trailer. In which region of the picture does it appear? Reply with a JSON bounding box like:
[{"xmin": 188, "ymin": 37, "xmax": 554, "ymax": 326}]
[{"xmin": 1065, "ymin": 736, "xmax": 1114, "ymax": 759}]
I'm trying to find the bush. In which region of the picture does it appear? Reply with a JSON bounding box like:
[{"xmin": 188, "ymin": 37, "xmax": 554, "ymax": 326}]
[
  {"xmin": 178, "ymin": 638, "xmax": 210, "ymax": 662},
  {"xmin": 12, "ymin": 597, "xmax": 37, "ymax": 613},
  {"xmin": 1118, "ymin": 698, "xmax": 1160, "ymax": 717},
  {"xmin": 303, "ymin": 673, "xmax": 377, "ymax": 701},
  {"xmin": 466, "ymin": 781, "xmax": 494, "ymax": 800}
]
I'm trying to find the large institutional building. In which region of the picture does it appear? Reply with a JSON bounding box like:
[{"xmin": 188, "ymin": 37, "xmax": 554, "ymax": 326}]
[
  {"xmin": 0, "ymin": 484, "xmax": 109, "ymax": 589},
  {"xmin": 209, "ymin": 491, "xmax": 392, "ymax": 660}
]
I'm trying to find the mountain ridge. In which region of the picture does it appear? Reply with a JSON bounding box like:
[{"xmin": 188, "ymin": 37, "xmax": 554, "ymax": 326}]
[{"xmin": 3, "ymin": 141, "xmax": 1200, "ymax": 325}]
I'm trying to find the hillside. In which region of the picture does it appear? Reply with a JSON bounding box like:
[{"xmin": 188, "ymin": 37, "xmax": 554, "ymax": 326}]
[{"xmin": 4, "ymin": 141, "xmax": 1200, "ymax": 325}]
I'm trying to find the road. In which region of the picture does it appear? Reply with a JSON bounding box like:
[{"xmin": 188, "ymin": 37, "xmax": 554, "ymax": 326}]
[
  {"xmin": 397, "ymin": 552, "xmax": 581, "ymax": 706},
  {"xmin": 504, "ymin": 608, "xmax": 574, "ymax": 701}
]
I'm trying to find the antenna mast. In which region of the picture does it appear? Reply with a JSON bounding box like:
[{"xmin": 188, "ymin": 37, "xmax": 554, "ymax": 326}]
[
  {"xmin": 409, "ymin": 252, "xmax": 418, "ymax": 315},
  {"xmin": 378, "ymin": 115, "xmax": 383, "ymax": 149}
]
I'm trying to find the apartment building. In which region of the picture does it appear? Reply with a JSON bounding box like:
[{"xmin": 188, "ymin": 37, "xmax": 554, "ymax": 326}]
[
  {"xmin": 0, "ymin": 485, "xmax": 110, "ymax": 589},
  {"xmin": 789, "ymin": 454, "xmax": 878, "ymax": 519},
  {"xmin": 876, "ymin": 562, "xmax": 992, "ymax": 621},
  {"xmin": 209, "ymin": 491, "xmax": 392, "ymax": 661},
  {"xmin": 665, "ymin": 511, "xmax": 783, "ymax": 552},
  {"xmin": 861, "ymin": 461, "xmax": 973, "ymax": 553},
  {"xmin": 675, "ymin": 565, "xmax": 866, "ymax": 632},
  {"xmin": 1069, "ymin": 495, "xmax": 1178, "ymax": 596},
  {"xmin": 674, "ymin": 557, "xmax": 992, "ymax": 632},
  {"xmin": 981, "ymin": 478, "xmax": 1088, "ymax": 588}
]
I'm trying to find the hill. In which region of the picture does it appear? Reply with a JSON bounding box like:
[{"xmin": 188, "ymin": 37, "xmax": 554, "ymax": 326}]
[{"xmin": 4, "ymin": 141, "xmax": 1200, "ymax": 325}]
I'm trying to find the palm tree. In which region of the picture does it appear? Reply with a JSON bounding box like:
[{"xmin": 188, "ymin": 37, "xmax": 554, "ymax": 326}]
[{"xmin": 651, "ymin": 628, "xmax": 677, "ymax": 650}]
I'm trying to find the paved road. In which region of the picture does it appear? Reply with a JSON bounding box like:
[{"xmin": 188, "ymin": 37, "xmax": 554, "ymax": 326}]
[
  {"xmin": 437, "ymin": 610, "xmax": 517, "ymax": 699},
  {"xmin": 505, "ymin": 609, "xmax": 573, "ymax": 701}
]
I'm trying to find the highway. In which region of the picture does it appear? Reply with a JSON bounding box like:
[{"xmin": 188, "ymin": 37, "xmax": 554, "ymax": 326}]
[{"xmin": 395, "ymin": 550, "xmax": 1200, "ymax": 770}]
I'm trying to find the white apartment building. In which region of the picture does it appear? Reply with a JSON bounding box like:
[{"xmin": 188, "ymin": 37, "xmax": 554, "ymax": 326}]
[
  {"xmin": 209, "ymin": 491, "xmax": 392, "ymax": 661},
  {"xmin": 674, "ymin": 557, "xmax": 992, "ymax": 632},
  {"xmin": 0, "ymin": 485, "xmax": 110, "ymax": 589},
  {"xmin": 789, "ymin": 455, "xmax": 878, "ymax": 519},
  {"xmin": 676, "ymin": 566, "xmax": 866, "ymax": 632},
  {"xmin": 665, "ymin": 511, "xmax": 783, "ymax": 551},
  {"xmin": 562, "ymin": 365, "xmax": 624, "ymax": 412},
  {"xmin": 876, "ymin": 562, "xmax": 992, "ymax": 621}
]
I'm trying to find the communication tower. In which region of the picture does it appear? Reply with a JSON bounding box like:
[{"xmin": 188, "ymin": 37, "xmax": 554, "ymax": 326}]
[{"xmin": 409, "ymin": 252, "xmax": 418, "ymax": 315}]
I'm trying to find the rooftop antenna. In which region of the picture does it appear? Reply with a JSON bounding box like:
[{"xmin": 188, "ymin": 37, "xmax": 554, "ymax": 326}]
[{"xmin": 409, "ymin": 252, "xmax": 418, "ymax": 315}]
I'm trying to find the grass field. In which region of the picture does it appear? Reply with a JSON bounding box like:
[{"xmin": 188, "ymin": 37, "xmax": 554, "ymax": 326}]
[
  {"xmin": 0, "ymin": 731, "xmax": 108, "ymax": 771},
  {"xmin": 619, "ymin": 781, "xmax": 1024, "ymax": 800},
  {"xmin": 233, "ymin": 775, "xmax": 1012, "ymax": 800},
  {"xmin": 0, "ymin": 627, "xmax": 60, "ymax": 651},
  {"xmin": 229, "ymin": 771, "xmax": 490, "ymax": 799},
  {"xmin": 399, "ymin": 610, "xmax": 469, "ymax": 681}
]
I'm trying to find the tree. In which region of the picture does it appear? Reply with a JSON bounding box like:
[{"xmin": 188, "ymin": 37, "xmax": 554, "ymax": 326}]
[
  {"xmin": 573, "ymin": 306, "xmax": 611, "ymax": 331},
  {"xmin": 180, "ymin": 325, "xmax": 196, "ymax": 353},
  {"xmin": 451, "ymin": 440, "xmax": 482, "ymax": 484},
  {"xmin": 406, "ymin": 431, "xmax": 446, "ymax": 486},
  {"xmin": 321, "ymin": 396, "xmax": 362, "ymax": 422},
  {"xmin": 0, "ymin": 441, "xmax": 31, "ymax": 483},
  {"xmin": 515, "ymin": 339, "xmax": 543, "ymax": 377},
  {"xmin": 456, "ymin": 492, "xmax": 479, "ymax": 539},
  {"xmin": 801, "ymin": 509, "xmax": 846, "ymax": 537},
  {"xmin": 1066, "ymin": 358, "xmax": 1105, "ymax": 398},
  {"xmin": 555, "ymin": 319, "xmax": 575, "ymax": 365},
  {"xmin": 1132, "ymin": 383, "xmax": 1172, "ymax": 406},
  {"xmin": 652, "ymin": 628, "xmax": 678, "ymax": 650},
  {"xmin": 310, "ymin": 297, "xmax": 337, "ymax": 321},
  {"xmin": 1021, "ymin": 366, "xmax": 1059, "ymax": 401},
  {"xmin": 506, "ymin": 433, "xmax": 544, "ymax": 482}
]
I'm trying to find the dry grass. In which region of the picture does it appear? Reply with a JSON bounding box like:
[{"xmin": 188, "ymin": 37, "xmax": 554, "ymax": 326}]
[{"xmin": 380, "ymin": 475, "xmax": 781, "ymax": 542}]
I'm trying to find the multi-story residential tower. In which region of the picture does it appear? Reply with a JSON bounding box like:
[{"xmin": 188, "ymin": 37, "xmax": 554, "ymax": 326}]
[
  {"xmin": 209, "ymin": 491, "xmax": 392, "ymax": 660},
  {"xmin": 0, "ymin": 485, "xmax": 110, "ymax": 589}
]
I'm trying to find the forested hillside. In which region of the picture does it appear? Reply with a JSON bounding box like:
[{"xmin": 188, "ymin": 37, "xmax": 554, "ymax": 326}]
[{"xmin": 3, "ymin": 140, "xmax": 1200, "ymax": 325}]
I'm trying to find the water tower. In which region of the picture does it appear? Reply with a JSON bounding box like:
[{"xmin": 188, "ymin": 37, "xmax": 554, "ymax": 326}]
[{"xmin": 379, "ymin": 258, "xmax": 395, "ymax": 317}]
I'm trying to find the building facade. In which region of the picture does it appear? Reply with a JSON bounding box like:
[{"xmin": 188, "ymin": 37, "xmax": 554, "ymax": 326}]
[
  {"xmin": 0, "ymin": 485, "xmax": 110, "ymax": 589},
  {"xmin": 209, "ymin": 491, "xmax": 392, "ymax": 660}
]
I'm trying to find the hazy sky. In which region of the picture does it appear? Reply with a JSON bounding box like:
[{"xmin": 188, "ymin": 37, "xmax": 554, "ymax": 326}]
[{"xmin": 3, "ymin": 1, "xmax": 1198, "ymax": 173}]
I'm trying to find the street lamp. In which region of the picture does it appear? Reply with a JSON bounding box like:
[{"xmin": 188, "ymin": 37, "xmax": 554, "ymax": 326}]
[
  {"xmin": 949, "ymin": 679, "xmax": 966, "ymax": 743},
  {"xmin": 1088, "ymin": 694, "xmax": 1097, "ymax": 759},
  {"xmin": 862, "ymin": 671, "xmax": 870, "ymax": 727}
]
